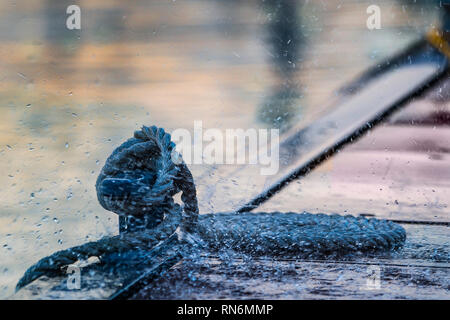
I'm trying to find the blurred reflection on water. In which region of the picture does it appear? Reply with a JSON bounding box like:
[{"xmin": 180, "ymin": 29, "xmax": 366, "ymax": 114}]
[
  {"xmin": 258, "ymin": 0, "xmax": 304, "ymax": 130},
  {"xmin": 0, "ymin": 0, "xmax": 440, "ymax": 297}
]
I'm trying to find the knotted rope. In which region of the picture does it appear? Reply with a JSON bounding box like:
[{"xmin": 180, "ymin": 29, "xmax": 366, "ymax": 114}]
[
  {"xmin": 16, "ymin": 126, "xmax": 198, "ymax": 291},
  {"xmin": 16, "ymin": 125, "xmax": 406, "ymax": 292},
  {"xmin": 96, "ymin": 125, "xmax": 198, "ymax": 232}
]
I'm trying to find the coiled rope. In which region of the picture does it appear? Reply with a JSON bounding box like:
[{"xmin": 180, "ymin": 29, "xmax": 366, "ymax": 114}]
[{"xmin": 16, "ymin": 125, "xmax": 406, "ymax": 292}]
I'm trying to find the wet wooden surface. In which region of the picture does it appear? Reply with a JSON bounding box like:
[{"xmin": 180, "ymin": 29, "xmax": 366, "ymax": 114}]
[{"xmin": 133, "ymin": 224, "xmax": 449, "ymax": 300}]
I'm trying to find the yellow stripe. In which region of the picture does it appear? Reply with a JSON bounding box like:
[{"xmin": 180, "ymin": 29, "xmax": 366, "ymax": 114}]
[{"xmin": 426, "ymin": 27, "xmax": 450, "ymax": 59}]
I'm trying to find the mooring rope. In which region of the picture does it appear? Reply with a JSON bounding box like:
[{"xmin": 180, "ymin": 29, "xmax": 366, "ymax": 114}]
[
  {"xmin": 16, "ymin": 125, "xmax": 407, "ymax": 292},
  {"xmin": 16, "ymin": 206, "xmax": 183, "ymax": 291},
  {"xmin": 197, "ymin": 212, "xmax": 406, "ymax": 257}
]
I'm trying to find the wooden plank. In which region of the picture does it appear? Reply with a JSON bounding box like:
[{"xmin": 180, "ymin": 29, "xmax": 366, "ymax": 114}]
[
  {"xmin": 131, "ymin": 258, "xmax": 449, "ymax": 300},
  {"xmin": 131, "ymin": 225, "xmax": 449, "ymax": 300}
]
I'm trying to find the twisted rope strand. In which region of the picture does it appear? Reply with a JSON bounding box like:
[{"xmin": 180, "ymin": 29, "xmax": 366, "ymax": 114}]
[{"xmin": 16, "ymin": 206, "xmax": 183, "ymax": 291}]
